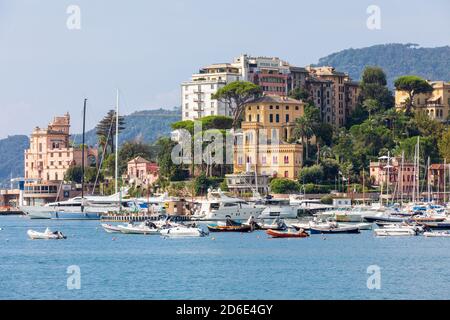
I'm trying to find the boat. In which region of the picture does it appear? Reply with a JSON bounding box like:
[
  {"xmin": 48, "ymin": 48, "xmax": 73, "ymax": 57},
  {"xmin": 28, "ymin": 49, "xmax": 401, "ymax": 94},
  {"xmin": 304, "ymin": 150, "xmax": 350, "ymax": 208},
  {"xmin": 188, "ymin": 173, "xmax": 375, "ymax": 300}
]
[
  {"xmin": 207, "ymin": 218, "xmax": 253, "ymax": 232},
  {"xmin": 374, "ymin": 228, "xmax": 417, "ymax": 236},
  {"xmin": 27, "ymin": 228, "xmax": 66, "ymax": 240},
  {"xmin": 160, "ymin": 226, "xmax": 208, "ymax": 238},
  {"xmin": 257, "ymin": 198, "xmax": 298, "ymax": 219},
  {"xmin": 291, "ymin": 220, "xmax": 337, "ymax": 231},
  {"xmin": 420, "ymin": 222, "xmax": 450, "ymax": 230},
  {"xmin": 289, "ymin": 196, "xmax": 334, "ymax": 213},
  {"xmin": 192, "ymin": 189, "xmax": 265, "ymax": 221},
  {"xmin": 424, "ymin": 231, "xmax": 450, "ymax": 238},
  {"xmin": 258, "ymin": 218, "xmax": 288, "ymax": 230},
  {"xmin": 101, "ymin": 223, "xmax": 123, "ymax": 233},
  {"xmin": 266, "ymin": 228, "xmax": 309, "ymax": 238},
  {"xmin": 339, "ymin": 222, "xmax": 373, "ymax": 230},
  {"xmin": 117, "ymin": 221, "xmax": 160, "ymax": 235},
  {"xmin": 364, "ymin": 215, "xmax": 406, "ymax": 223},
  {"xmin": 309, "ymin": 225, "xmax": 360, "ymax": 234}
]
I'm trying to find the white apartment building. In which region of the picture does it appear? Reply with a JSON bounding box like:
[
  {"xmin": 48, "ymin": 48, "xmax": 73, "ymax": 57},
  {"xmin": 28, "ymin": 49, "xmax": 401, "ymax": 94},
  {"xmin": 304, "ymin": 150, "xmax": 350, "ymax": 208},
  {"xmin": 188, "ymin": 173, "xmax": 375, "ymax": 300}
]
[{"xmin": 181, "ymin": 63, "xmax": 242, "ymax": 120}]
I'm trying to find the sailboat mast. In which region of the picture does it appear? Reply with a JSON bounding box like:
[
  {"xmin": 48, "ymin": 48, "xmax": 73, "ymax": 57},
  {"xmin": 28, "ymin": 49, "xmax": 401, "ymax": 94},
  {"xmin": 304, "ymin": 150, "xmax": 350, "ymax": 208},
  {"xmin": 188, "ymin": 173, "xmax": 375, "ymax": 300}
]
[
  {"xmin": 81, "ymin": 98, "xmax": 87, "ymax": 212},
  {"xmin": 115, "ymin": 90, "xmax": 119, "ymax": 195}
]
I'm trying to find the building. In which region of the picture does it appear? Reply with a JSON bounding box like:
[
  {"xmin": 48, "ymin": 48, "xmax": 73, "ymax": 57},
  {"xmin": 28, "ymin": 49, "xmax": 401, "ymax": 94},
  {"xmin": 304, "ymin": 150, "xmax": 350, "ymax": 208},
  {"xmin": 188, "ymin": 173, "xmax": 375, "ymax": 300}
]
[
  {"xmin": 395, "ymin": 81, "xmax": 450, "ymax": 121},
  {"xmin": 305, "ymin": 66, "xmax": 360, "ymax": 127},
  {"xmin": 369, "ymin": 157, "xmax": 416, "ymax": 196},
  {"xmin": 232, "ymin": 95, "xmax": 305, "ymax": 180},
  {"xmin": 23, "ymin": 113, "xmax": 98, "ymax": 205},
  {"xmin": 181, "ymin": 63, "xmax": 242, "ymax": 120},
  {"xmin": 181, "ymin": 55, "xmax": 360, "ymax": 127},
  {"xmin": 225, "ymin": 172, "xmax": 270, "ymax": 196},
  {"xmin": 126, "ymin": 156, "xmax": 159, "ymax": 186}
]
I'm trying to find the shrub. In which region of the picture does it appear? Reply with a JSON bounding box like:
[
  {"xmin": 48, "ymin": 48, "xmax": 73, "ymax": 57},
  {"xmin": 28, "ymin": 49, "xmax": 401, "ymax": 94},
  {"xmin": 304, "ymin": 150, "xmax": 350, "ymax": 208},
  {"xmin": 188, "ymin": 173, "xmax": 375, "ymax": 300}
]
[
  {"xmin": 270, "ymin": 178, "xmax": 300, "ymax": 194},
  {"xmin": 298, "ymin": 165, "xmax": 324, "ymax": 184}
]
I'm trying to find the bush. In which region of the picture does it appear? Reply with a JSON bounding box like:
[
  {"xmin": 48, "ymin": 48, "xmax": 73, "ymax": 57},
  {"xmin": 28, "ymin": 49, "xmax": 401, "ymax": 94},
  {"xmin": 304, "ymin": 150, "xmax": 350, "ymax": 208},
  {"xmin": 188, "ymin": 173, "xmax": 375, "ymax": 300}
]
[
  {"xmin": 270, "ymin": 178, "xmax": 300, "ymax": 194},
  {"xmin": 303, "ymin": 183, "xmax": 333, "ymax": 194},
  {"xmin": 321, "ymin": 159, "xmax": 340, "ymax": 182},
  {"xmin": 320, "ymin": 195, "xmax": 333, "ymax": 205},
  {"xmin": 298, "ymin": 165, "xmax": 324, "ymax": 184}
]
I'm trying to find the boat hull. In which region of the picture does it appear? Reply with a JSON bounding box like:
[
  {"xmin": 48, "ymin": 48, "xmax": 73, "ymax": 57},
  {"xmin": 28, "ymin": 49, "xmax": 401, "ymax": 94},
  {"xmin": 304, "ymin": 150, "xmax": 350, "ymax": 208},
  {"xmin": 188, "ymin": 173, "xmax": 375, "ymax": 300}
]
[
  {"xmin": 309, "ymin": 226, "xmax": 360, "ymax": 234},
  {"xmin": 207, "ymin": 224, "xmax": 252, "ymax": 232},
  {"xmin": 266, "ymin": 229, "xmax": 309, "ymax": 238}
]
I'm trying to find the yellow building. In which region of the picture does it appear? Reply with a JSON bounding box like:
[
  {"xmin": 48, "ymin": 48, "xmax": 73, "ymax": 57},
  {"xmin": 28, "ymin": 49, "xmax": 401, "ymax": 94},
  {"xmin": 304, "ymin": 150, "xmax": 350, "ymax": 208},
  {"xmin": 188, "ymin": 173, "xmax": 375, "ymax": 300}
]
[
  {"xmin": 233, "ymin": 95, "xmax": 304, "ymax": 180},
  {"xmin": 395, "ymin": 80, "xmax": 450, "ymax": 121}
]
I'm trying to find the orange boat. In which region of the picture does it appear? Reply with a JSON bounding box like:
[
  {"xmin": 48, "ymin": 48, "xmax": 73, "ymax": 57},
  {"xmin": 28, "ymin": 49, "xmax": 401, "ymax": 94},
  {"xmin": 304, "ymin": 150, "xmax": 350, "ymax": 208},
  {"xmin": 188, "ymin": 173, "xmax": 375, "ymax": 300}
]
[{"xmin": 266, "ymin": 228, "xmax": 309, "ymax": 238}]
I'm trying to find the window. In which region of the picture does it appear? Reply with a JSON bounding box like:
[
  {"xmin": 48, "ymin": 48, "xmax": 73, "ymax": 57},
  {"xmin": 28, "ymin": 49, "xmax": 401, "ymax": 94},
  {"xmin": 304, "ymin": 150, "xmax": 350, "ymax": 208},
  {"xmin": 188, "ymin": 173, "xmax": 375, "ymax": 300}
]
[
  {"xmin": 269, "ymin": 114, "xmax": 273, "ymax": 122},
  {"xmin": 284, "ymin": 156, "xmax": 289, "ymax": 164},
  {"xmin": 273, "ymin": 156, "xmax": 278, "ymax": 164},
  {"xmin": 185, "ymin": 112, "xmax": 189, "ymax": 117},
  {"xmin": 261, "ymin": 156, "xmax": 266, "ymax": 164},
  {"xmin": 248, "ymin": 115, "xmax": 252, "ymax": 122},
  {"xmin": 275, "ymin": 114, "xmax": 280, "ymax": 123},
  {"xmin": 257, "ymin": 114, "xmax": 260, "ymax": 122},
  {"xmin": 284, "ymin": 171, "xmax": 289, "ymax": 178}
]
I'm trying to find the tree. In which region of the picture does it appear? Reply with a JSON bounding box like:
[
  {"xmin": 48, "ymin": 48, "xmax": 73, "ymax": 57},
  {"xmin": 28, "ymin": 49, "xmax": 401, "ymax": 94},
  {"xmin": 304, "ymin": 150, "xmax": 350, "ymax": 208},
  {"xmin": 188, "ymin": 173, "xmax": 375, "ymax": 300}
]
[
  {"xmin": 269, "ymin": 178, "xmax": 300, "ymax": 194},
  {"xmin": 96, "ymin": 110, "xmax": 126, "ymax": 155},
  {"xmin": 155, "ymin": 137, "xmax": 187, "ymax": 181},
  {"xmin": 212, "ymin": 81, "xmax": 262, "ymax": 129},
  {"xmin": 438, "ymin": 129, "xmax": 450, "ymax": 162},
  {"xmin": 117, "ymin": 141, "xmax": 157, "ymax": 174},
  {"xmin": 293, "ymin": 116, "xmax": 313, "ymax": 160},
  {"xmin": 298, "ymin": 165, "xmax": 324, "ymax": 184},
  {"xmin": 394, "ymin": 76, "xmax": 433, "ymax": 113},
  {"xmin": 64, "ymin": 166, "xmax": 83, "ymax": 183}
]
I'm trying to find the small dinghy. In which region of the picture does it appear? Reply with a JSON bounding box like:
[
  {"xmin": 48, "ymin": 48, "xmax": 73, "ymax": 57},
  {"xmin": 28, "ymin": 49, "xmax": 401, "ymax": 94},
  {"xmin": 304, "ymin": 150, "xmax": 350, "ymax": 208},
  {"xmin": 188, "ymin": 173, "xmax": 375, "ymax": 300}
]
[
  {"xmin": 309, "ymin": 225, "xmax": 360, "ymax": 234},
  {"xmin": 259, "ymin": 218, "xmax": 287, "ymax": 231},
  {"xmin": 117, "ymin": 221, "xmax": 160, "ymax": 235},
  {"xmin": 424, "ymin": 231, "xmax": 450, "ymax": 237},
  {"xmin": 27, "ymin": 228, "xmax": 66, "ymax": 240},
  {"xmin": 266, "ymin": 228, "xmax": 309, "ymax": 238},
  {"xmin": 207, "ymin": 218, "xmax": 253, "ymax": 232},
  {"xmin": 101, "ymin": 223, "xmax": 122, "ymax": 233},
  {"xmin": 160, "ymin": 226, "xmax": 208, "ymax": 238}
]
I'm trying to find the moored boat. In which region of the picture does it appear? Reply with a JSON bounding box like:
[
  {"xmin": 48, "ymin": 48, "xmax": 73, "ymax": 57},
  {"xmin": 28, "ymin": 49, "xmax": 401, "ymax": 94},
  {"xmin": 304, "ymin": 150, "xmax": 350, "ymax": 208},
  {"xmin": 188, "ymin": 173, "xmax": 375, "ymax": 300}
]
[
  {"xmin": 266, "ymin": 228, "xmax": 309, "ymax": 238},
  {"xmin": 160, "ymin": 226, "xmax": 208, "ymax": 237},
  {"xmin": 309, "ymin": 225, "xmax": 360, "ymax": 234},
  {"xmin": 424, "ymin": 231, "xmax": 450, "ymax": 238},
  {"xmin": 101, "ymin": 223, "xmax": 122, "ymax": 233},
  {"xmin": 374, "ymin": 228, "xmax": 417, "ymax": 236},
  {"xmin": 117, "ymin": 221, "xmax": 160, "ymax": 235},
  {"xmin": 27, "ymin": 228, "xmax": 66, "ymax": 240}
]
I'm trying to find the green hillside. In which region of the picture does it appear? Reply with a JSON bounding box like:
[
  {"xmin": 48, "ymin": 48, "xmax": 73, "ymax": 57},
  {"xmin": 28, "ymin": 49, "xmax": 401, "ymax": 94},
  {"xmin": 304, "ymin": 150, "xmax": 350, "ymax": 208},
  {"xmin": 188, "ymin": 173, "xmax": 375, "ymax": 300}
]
[
  {"xmin": 0, "ymin": 135, "xmax": 29, "ymax": 187},
  {"xmin": 316, "ymin": 43, "xmax": 450, "ymax": 87}
]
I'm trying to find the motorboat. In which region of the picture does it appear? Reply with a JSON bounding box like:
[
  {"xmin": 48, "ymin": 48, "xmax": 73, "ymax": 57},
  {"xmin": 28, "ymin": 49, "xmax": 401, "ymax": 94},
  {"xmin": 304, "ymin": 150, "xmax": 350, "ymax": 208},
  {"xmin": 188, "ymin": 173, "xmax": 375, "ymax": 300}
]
[
  {"xmin": 420, "ymin": 222, "xmax": 450, "ymax": 230},
  {"xmin": 339, "ymin": 222, "xmax": 373, "ymax": 230},
  {"xmin": 424, "ymin": 231, "xmax": 450, "ymax": 238},
  {"xmin": 136, "ymin": 193, "xmax": 170, "ymax": 214},
  {"xmin": 257, "ymin": 198, "xmax": 298, "ymax": 219},
  {"xmin": 160, "ymin": 226, "xmax": 208, "ymax": 238},
  {"xmin": 374, "ymin": 228, "xmax": 417, "ymax": 236},
  {"xmin": 27, "ymin": 228, "xmax": 66, "ymax": 240},
  {"xmin": 266, "ymin": 228, "xmax": 309, "ymax": 238},
  {"xmin": 258, "ymin": 218, "xmax": 288, "ymax": 231},
  {"xmin": 289, "ymin": 196, "xmax": 334, "ymax": 213},
  {"xmin": 191, "ymin": 189, "xmax": 265, "ymax": 221},
  {"xmin": 309, "ymin": 225, "xmax": 360, "ymax": 234},
  {"xmin": 101, "ymin": 223, "xmax": 123, "ymax": 233},
  {"xmin": 117, "ymin": 221, "xmax": 160, "ymax": 235},
  {"xmin": 364, "ymin": 214, "xmax": 406, "ymax": 223},
  {"xmin": 291, "ymin": 219, "xmax": 337, "ymax": 231}
]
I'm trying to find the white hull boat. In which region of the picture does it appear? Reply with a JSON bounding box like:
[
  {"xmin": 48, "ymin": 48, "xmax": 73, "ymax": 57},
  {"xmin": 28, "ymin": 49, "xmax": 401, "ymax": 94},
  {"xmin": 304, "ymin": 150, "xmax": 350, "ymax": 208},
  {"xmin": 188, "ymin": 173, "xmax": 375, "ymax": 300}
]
[
  {"xmin": 27, "ymin": 228, "xmax": 66, "ymax": 240},
  {"xmin": 101, "ymin": 223, "xmax": 123, "ymax": 233},
  {"xmin": 374, "ymin": 228, "xmax": 417, "ymax": 236},
  {"xmin": 160, "ymin": 226, "xmax": 208, "ymax": 237},
  {"xmin": 117, "ymin": 223, "xmax": 160, "ymax": 235},
  {"xmin": 339, "ymin": 222, "xmax": 373, "ymax": 230},
  {"xmin": 424, "ymin": 231, "xmax": 450, "ymax": 238}
]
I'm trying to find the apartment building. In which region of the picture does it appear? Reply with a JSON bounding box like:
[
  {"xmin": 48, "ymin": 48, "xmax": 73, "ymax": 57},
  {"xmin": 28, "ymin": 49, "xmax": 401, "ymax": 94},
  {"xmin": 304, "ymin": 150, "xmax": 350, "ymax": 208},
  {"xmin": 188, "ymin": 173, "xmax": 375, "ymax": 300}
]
[
  {"xmin": 395, "ymin": 80, "xmax": 450, "ymax": 121},
  {"xmin": 369, "ymin": 157, "xmax": 416, "ymax": 196}
]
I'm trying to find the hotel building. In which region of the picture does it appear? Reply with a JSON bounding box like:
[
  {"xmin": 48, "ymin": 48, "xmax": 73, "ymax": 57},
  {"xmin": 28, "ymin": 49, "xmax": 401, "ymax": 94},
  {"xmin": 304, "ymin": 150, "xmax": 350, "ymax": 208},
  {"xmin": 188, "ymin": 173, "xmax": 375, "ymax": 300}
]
[
  {"xmin": 369, "ymin": 157, "xmax": 416, "ymax": 196},
  {"xmin": 24, "ymin": 113, "xmax": 98, "ymax": 205},
  {"xmin": 395, "ymin": 81, "xmax": 450, "ymax": 121}
]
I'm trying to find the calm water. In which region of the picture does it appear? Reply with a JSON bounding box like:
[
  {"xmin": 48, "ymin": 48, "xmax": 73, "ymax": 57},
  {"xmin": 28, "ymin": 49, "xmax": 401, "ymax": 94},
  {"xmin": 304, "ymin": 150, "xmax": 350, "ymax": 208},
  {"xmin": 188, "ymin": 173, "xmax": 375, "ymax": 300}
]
[{"xmin": 1, "ymin": 215, "xmax": 450, "ymax": 300}]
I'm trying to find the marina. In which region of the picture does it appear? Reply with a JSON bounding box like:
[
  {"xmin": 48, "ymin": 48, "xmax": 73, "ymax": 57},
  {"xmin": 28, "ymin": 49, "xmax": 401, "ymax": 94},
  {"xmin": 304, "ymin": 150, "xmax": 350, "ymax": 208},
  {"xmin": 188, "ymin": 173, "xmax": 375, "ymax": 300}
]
[{"xmin": 3, "ymin": 215, "xmax": 450, "ymax": 299}]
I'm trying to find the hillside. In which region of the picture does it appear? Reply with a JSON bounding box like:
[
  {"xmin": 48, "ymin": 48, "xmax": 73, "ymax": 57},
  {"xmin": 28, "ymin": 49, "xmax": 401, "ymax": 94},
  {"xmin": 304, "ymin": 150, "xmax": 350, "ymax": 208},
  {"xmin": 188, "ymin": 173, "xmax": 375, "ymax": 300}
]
[
  {"xmin": 0, "ymin": 135, "xmax": 29, "ymax": 187},
  {"xmin": 316, "ymin": 43, "xmax": 450, "ymax": 87},
  {"xmin": 72, "ymin": 108, "xmax": 181, "ymax": 146}
]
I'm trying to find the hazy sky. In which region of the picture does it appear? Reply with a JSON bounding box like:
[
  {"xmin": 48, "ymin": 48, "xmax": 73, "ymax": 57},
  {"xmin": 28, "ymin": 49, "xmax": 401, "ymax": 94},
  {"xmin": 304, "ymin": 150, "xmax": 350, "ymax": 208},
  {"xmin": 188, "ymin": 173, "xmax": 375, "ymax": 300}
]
[{"xmin": 1, "ymin": 0, "xmax": 449, "ymax": 138}]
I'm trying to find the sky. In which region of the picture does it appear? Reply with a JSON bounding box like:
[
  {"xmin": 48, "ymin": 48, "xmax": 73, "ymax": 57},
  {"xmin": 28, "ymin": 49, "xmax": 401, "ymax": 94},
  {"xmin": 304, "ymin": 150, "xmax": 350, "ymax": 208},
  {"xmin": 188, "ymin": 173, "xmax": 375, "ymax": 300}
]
[{"xmin": 0, "ymin": 0, "xmax": 449, "ymax": 138}]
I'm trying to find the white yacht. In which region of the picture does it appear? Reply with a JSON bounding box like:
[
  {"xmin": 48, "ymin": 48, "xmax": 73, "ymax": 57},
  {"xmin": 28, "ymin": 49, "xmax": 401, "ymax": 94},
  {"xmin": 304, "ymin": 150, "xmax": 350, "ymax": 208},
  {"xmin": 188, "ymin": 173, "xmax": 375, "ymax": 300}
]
[
  {"xmin": 257, "ymin": 198, "xmax": 298, "ymax": 219},
  {"xmin": 191, "ymin": 189, "xmax": 265, "ymax": 221},
  {"xmin": 289, "ymin": 196, "xmax": 334, "ymax": 212}
]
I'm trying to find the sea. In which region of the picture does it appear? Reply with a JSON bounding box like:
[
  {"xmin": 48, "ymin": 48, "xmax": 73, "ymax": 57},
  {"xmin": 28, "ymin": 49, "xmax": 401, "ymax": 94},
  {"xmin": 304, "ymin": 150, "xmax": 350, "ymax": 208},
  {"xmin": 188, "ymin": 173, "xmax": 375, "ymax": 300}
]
[{"xmin": 1, "ymin": 215, "xmax": 450, "ymax": 300}]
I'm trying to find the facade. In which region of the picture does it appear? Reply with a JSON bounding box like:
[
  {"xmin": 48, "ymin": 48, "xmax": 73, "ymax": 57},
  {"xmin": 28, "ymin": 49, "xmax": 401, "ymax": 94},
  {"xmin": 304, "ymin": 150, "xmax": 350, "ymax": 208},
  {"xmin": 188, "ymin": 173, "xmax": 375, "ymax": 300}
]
[
  {"xmin": 23, "ymin": 113, "xmax": 98, "ymax": 205},
  {"xmin": 181, "ymin": 63, "xmax": 241, "ymax": 120},
  {"xmin": 127, "ymin": 156, "xmax": 159, "ymax": 186},
  {"xmin": 369, "ymin": 158, "xmax": 416, "ymax": 196},
  {"xmin": 233, "ymin": 95, "xmax": 305, "ymax": 180},
  {"xmin": 225, "ymin": 172, "xmax": 270, "ymax": 196},
  {"xmin": 395, "ymin": 81, "xmax": 450, "ymax": 121}
]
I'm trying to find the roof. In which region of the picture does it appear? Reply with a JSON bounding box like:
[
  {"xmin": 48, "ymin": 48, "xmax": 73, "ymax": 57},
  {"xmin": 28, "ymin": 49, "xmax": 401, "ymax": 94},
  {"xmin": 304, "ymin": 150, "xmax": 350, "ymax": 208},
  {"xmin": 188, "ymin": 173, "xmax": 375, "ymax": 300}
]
[
  {"xmin": 246, "ymin": 95, "xmax": 303, "ymax": 105},
  {"xmin": 429, "ymin": 164, "xmax": 446, "ymax": 170},
  {"xmin": 128, "ymin": 156, "xmax": 151, "ymax": 164}
]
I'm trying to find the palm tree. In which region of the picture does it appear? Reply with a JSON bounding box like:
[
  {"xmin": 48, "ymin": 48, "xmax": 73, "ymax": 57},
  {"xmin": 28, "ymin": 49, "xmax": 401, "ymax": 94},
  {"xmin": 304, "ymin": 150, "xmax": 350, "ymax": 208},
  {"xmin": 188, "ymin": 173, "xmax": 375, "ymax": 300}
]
[{"xmin": 293, "ymin": 116, "xmax": 314, "ymax": 160}]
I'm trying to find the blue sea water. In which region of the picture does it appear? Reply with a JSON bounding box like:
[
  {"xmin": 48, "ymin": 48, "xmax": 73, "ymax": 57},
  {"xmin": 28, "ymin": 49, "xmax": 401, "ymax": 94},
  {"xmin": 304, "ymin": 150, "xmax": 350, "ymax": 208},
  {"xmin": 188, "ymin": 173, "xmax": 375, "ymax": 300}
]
[{"xmin": 1, "ymin": 215, "xmax": 450, "ymax": 300}]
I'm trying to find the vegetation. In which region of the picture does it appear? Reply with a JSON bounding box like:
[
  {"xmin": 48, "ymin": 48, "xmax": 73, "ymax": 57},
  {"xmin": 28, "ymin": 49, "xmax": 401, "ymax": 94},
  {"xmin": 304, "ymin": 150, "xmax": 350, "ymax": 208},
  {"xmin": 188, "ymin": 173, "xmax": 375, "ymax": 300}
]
[
  {"xmin": 96, "ymin": 110, "xmax": 126, "ymax": 156},
  {"xmin": 269, "ymin": 178, "xmax": 300, "ymax": 194},
  {"xmin": 212, "ymin": 81, "xmax": 262, "ymax": 129},
  {"xmin": 64, "ymin": 166, "xmax": 102, "ymax": 184},
  {"xmin": 0, "ymin": 135, "xmax": 29, "ymax": 187},
  {"xmin": 394, "ymin": 75, "xmax": 433, "ymax": 113}
]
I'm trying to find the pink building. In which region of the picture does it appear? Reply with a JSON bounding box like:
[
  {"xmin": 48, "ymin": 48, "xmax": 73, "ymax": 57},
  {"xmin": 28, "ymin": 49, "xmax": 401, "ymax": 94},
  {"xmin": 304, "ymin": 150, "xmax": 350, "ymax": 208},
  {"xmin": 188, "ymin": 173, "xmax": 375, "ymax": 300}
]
[
  {"xmin": 127, "ymin": 157, "xmax": 159, "ymax": 186},
  {"xmin": 369, "ymin": 157, "xmax": 416, "ymax": 195}
]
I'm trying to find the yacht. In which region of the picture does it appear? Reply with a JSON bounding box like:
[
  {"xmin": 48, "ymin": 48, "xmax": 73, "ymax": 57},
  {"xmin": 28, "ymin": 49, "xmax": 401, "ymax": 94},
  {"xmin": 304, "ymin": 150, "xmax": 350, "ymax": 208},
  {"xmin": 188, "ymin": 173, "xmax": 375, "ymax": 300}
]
[
  {"xmin": 257, "ymin": 198, "xmax": 298, "ymax": 219},
  {"xmin": 191, "ymin": 189, "xmax": 265, "ymax": 221},
  {"xmin": 289, "ymin": 196, "xmax": 334, "ymax": 213},
  {"xmin": 135, "ymin": 193, "xmax": 170, "ymax": 214}
]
